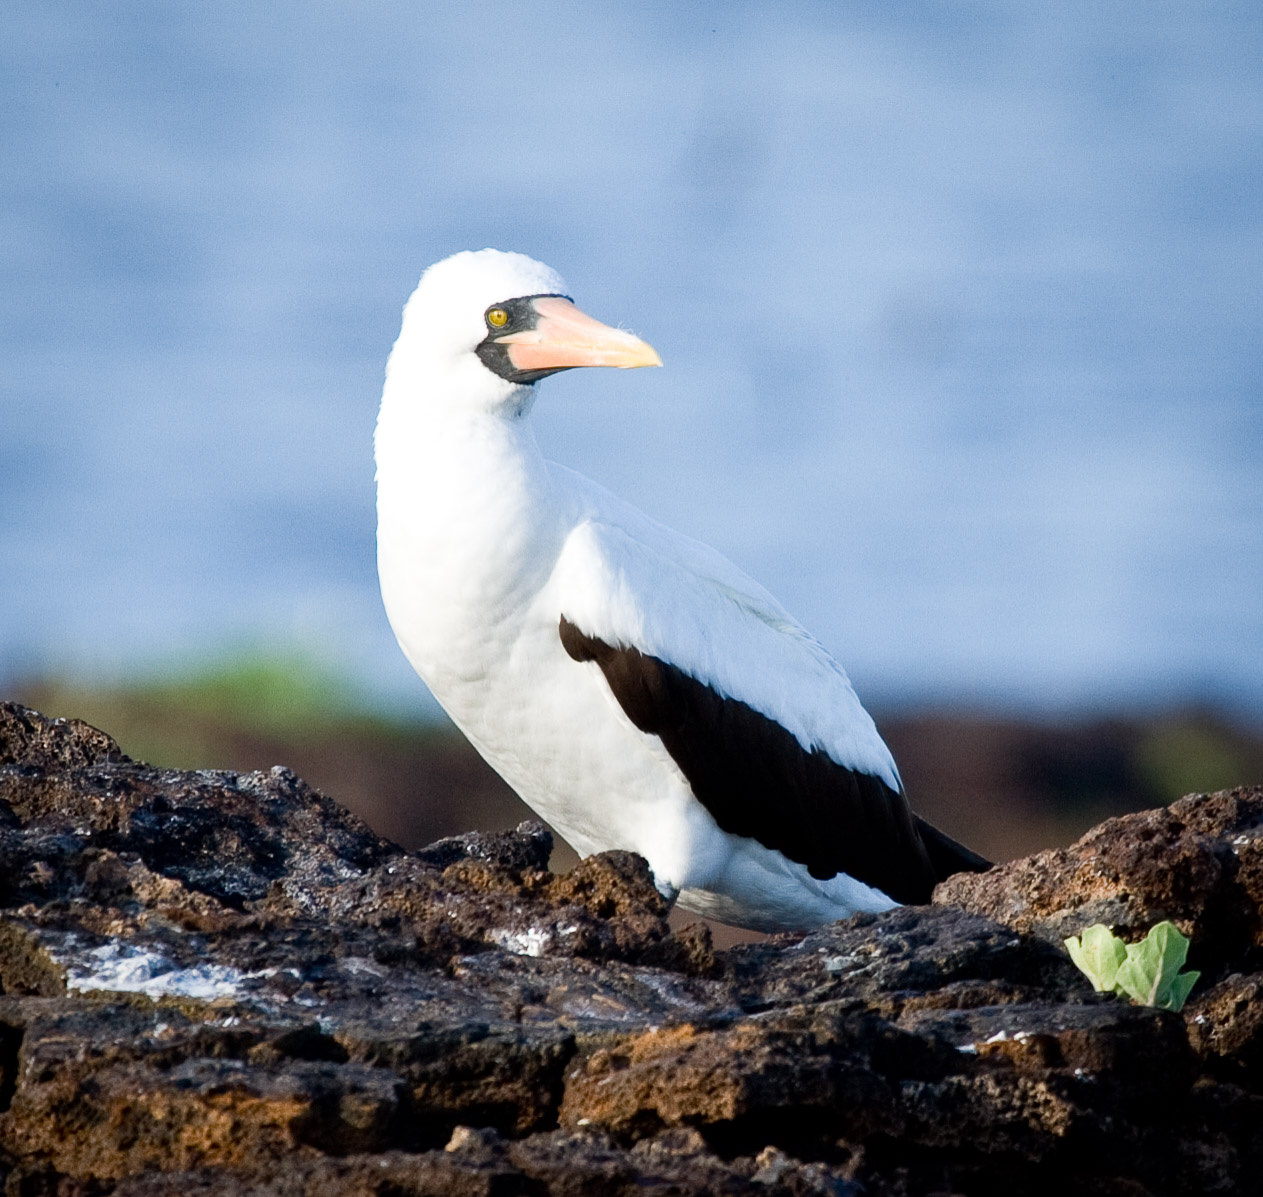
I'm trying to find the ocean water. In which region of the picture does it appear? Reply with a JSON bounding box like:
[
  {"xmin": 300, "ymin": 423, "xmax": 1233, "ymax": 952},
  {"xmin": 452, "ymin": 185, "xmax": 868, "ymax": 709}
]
[{"xmin": 2, "ymin": 2, "xmax": 1261, "ymax": 715}]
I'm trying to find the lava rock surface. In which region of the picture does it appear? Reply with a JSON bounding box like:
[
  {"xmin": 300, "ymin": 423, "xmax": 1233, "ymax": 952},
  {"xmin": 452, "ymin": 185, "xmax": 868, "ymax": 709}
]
[{"xmin": 0, "ymin": 701, "xmax": 1260, "ymax": 1195}]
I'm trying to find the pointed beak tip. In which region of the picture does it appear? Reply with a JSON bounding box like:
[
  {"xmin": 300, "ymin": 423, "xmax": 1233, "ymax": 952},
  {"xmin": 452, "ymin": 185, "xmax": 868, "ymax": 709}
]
[{"xmin": 633, "ymin": 342, "xmax": 664, "ymax": 369}]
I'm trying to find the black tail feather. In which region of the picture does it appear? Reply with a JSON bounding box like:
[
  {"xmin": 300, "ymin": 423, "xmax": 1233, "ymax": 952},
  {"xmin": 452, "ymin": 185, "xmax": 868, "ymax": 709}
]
[{"xmin": 914, "ymin": 815, "xmax": 993, "ymax": 886}]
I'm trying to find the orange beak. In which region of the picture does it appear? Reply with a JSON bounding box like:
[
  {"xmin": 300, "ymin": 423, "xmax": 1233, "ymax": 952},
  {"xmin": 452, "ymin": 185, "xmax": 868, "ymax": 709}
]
[{"xmin": 495, "ymin": 296, "xmax": 662, "ymax": 372}]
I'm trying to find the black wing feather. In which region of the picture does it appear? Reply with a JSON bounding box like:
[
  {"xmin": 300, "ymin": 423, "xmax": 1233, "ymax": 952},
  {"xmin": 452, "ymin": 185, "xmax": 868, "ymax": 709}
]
[{"xmin": 559, "ymin": 616, "xmax": 990, "ymax": 904}]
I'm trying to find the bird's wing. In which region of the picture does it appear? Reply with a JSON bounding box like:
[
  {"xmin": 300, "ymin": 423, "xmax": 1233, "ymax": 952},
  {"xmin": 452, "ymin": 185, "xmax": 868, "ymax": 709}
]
[{"xmin": 548, "ymin": 474, "xmax": 987, "ymax": 902}]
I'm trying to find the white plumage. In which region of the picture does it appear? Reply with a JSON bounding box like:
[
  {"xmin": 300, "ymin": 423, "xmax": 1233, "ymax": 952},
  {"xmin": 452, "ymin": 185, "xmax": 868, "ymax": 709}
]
[{"xmin": 375, "ymin": 249, "xmax": 986, "ymax": 932}]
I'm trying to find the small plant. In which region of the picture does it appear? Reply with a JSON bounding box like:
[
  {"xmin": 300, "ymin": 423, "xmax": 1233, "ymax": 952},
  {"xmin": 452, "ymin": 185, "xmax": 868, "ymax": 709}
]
[{"xmin": 1065, "ymin": 921, "xmax": 1200, "ymax": 1012}]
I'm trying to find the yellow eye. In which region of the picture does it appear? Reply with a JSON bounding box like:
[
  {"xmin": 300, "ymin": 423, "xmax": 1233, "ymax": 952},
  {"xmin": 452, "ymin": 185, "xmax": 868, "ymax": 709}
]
[{"xmin": 486, "ymin": 307, "xmax": 509, "ymax": 328}]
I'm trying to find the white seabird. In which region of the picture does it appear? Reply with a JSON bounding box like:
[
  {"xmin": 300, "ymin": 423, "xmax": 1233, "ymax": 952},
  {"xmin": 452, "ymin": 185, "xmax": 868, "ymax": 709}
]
[{"xmin": 374, "ymin": 249, "xmax": 989, "ymax": 932}]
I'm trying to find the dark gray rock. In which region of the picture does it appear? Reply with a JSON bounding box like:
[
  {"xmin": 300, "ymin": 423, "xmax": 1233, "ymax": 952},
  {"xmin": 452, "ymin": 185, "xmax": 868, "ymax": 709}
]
[{"xmin": 1, "ymin": 701, "xmax": 1261, "ymax": 1196}]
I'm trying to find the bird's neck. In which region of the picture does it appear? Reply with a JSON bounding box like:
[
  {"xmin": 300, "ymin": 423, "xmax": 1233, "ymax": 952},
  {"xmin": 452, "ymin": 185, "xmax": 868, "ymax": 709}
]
[
  {"xmin": 375, "ymin": 388, "xmax": 564, "ymax": 679},
  {"xmin": 375, "ymin": 380, "xmax": 549, "ymax": 505}
]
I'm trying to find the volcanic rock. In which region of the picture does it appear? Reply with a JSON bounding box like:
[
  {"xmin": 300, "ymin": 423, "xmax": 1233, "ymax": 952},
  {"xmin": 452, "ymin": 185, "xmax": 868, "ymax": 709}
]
[{"xmin": 0, "ymin": 700, "xmax": 1261, "ymax": 1195}]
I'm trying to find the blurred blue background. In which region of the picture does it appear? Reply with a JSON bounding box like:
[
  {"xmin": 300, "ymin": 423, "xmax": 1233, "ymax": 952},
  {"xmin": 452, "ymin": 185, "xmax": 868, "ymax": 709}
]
[{"xmin": 3, "ymin": 1, "xmax": 1261, "ymax": 718}]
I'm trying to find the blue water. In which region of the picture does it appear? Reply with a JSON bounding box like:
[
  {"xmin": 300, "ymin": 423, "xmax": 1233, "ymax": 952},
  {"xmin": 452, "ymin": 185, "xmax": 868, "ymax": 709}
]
[{"xmin": 3, "ymin": 2, "xmax": 1261, "ymax": 715}]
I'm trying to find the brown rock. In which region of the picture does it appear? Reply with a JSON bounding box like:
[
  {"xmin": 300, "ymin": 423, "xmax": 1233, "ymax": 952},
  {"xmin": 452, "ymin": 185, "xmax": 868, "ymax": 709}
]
[
  {"xmin": 1, "ymin": 702, "xmax": 1261, "ymax": 1196},
  {"xmin": 1185, "ymin": 972, "xmax": 1263, "ymax": 1083},
  {"xmin": 558, "ymin": 1015, "xmax": 903, "ymax": 1149},
  {"xmin": 934, "ymin": 786, "xmax": 1263, "ymax": 980}
]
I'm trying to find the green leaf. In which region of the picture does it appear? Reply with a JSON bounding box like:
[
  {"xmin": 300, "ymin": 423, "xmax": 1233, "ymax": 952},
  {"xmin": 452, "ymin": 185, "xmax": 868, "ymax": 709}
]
[
  {"xmin": 1162, "ymin": 969, "xmax": 1201, "ymax": 1013},
  {"xmin": 1064, "ymin": 921, "xmax": 1200, "ymax": 1012},
  {"xmin": 1064, "ymin": 924, "xmax": 1128, "ymax": 992},
  {"xmin": 1111, "ymin": 921, "xmax": 1199, "ymax": 1012}
]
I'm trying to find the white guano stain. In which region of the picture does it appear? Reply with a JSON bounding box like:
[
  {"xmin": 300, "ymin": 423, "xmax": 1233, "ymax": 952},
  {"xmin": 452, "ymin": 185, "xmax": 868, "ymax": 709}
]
[
  {"xmin": 488, "ymin": 926, "xmax": 554, "ymax": 957},
  {"xmin": 62, "ymin": 942, "xmax": 274, "ymax": 1001}
]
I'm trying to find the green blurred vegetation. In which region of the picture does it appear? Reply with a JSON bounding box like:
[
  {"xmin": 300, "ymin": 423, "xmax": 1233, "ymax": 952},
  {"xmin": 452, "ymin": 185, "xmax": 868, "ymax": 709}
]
[
  {"xmin": 13, "ymin": 648, "xmax": 434, "ymax": 772},
  {"xmin": 1135, "ymin": 719, "xmax": 1252, "ymax": 807}
]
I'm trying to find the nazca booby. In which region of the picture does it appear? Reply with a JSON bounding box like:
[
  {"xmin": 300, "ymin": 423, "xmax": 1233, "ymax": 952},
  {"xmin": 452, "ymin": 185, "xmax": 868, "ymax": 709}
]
[{"xmin": 375, "ymin": 249, "xmax": 990, "ymax": 932}]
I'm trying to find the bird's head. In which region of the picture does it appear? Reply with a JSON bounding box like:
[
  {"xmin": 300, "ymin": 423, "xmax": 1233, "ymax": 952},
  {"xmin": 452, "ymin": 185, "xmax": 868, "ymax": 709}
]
[{"xmin": 386, "ymin": 249, "xmax": 661, "ymax": 416}]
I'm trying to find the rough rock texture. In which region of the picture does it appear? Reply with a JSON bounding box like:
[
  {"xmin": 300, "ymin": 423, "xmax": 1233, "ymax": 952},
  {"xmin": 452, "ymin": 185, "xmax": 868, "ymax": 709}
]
[{"xmin": 0, "ymin": 702, "xmax": 1260, "ymax": 1196}]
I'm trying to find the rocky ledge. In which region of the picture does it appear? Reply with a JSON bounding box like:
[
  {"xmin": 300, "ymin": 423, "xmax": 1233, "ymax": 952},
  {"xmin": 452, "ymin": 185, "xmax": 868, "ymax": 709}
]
[{"xmin": 0, "ymin": 701, "xmax": 1260, "ymax": 1196}]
